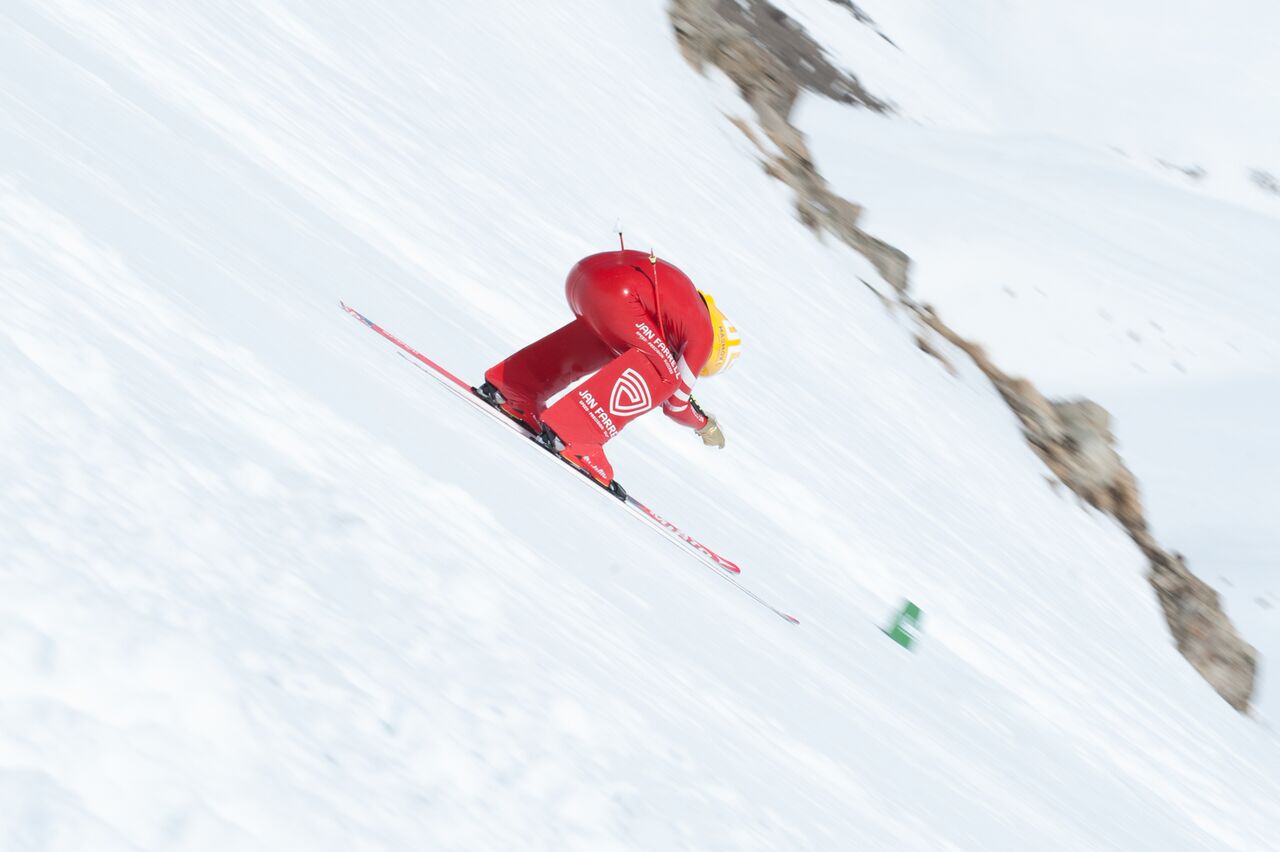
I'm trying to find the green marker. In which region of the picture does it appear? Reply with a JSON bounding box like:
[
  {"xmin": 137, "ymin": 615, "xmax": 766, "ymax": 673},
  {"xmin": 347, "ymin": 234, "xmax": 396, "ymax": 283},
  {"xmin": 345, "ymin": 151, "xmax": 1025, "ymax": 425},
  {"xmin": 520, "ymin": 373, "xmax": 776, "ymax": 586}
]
[{"xmin": 883, "ymin": 600, "xmax": 923, "ymax": 650}]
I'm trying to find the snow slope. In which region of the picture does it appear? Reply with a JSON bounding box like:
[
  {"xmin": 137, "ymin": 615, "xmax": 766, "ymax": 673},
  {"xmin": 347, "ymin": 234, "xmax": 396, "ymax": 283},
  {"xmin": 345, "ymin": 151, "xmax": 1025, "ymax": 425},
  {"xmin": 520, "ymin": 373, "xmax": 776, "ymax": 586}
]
[
  {"xmin": 777, "ymin": 0, "xmax": 1280, "ymax": 208},
  {"xmin": 3, "ymin": 1, "xmax": 1279, "ymax": 849},
  {"xmin": 775, "ymin": 0, "xmax": 1280, "ymax": 716}
]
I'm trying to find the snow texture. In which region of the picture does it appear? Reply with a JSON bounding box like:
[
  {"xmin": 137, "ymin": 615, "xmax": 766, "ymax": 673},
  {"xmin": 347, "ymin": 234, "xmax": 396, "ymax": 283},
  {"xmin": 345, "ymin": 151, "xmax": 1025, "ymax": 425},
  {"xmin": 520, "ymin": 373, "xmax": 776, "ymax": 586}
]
[{"xmin": 2, "ymin": 1, "xmax": 1278, "ymax": 849}]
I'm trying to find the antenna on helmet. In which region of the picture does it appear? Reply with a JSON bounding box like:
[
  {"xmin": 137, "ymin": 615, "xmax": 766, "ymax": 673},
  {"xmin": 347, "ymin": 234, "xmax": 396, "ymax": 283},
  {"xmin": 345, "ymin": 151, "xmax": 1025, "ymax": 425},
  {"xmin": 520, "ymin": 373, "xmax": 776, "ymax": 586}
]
[{"xmin": 614, "ymin": 218, "xmax": 625, "ymax": 251}]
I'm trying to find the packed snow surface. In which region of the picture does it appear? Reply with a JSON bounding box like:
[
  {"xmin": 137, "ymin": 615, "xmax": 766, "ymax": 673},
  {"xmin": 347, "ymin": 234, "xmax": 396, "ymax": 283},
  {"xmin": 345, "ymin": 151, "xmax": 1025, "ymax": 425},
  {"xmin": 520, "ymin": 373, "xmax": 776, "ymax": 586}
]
[{"xmin": 3, "ymin": 1, "xmax": 1278, "ymax": 850}]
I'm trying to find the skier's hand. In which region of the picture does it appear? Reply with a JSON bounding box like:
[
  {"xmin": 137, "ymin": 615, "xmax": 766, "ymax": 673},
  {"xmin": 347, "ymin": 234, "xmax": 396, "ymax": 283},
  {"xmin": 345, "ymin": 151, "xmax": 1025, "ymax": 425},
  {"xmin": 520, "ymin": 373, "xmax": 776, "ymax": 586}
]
[{"xmin": 696, "ymin": 414, "xmax": 725, "ymax": 449}]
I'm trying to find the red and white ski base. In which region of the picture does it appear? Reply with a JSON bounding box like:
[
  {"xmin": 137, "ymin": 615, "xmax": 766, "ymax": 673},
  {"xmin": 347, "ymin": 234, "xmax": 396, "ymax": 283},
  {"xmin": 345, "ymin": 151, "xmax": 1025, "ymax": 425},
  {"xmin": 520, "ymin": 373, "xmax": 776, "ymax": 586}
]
[{"xmin": 341, "ymin": 301, "xmax": 799, "ymax": 625}]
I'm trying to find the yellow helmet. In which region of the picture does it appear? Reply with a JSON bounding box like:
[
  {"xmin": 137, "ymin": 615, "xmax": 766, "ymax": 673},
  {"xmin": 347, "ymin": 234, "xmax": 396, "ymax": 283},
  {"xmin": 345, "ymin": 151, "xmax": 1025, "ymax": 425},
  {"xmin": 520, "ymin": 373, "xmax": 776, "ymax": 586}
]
[{"xmin": 699, "ymin": 291, "xmax": 741, "ymax": 377}]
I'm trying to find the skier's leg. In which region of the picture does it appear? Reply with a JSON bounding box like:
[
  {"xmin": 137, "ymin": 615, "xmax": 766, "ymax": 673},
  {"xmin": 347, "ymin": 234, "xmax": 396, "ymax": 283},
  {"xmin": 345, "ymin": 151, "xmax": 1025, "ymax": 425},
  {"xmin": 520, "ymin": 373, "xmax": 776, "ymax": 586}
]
[
  {"xmin": 540, "ymin": 344, "xmax": 678, "ymax": 486},
  {"xmin": 483, "ymin": 318, "xmax": 614, "ymax": 431}
]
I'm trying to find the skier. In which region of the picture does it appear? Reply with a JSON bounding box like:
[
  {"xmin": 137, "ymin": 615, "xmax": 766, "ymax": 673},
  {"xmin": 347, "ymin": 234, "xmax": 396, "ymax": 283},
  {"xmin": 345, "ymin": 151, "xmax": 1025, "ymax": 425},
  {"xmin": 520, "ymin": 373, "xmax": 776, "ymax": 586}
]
[{"xmin": 475, "ymin": 248, "xmax": 740, "ymax": 491}]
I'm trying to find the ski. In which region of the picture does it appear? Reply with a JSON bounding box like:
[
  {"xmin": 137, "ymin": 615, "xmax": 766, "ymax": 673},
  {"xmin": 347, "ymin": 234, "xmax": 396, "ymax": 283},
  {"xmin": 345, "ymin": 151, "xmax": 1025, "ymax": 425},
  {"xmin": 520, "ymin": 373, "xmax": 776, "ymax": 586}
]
[{"xmin": 340, "ymin": 301, "xmax": 799, "ymax": 625}]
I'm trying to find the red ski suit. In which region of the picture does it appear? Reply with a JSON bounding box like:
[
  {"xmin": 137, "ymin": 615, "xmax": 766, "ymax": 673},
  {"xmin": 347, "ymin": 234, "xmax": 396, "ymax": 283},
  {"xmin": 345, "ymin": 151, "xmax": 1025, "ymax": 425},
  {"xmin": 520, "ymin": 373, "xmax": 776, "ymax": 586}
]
[{"xmin": 484, "ymin": 251, "xmax": 713, "ymax": 474}]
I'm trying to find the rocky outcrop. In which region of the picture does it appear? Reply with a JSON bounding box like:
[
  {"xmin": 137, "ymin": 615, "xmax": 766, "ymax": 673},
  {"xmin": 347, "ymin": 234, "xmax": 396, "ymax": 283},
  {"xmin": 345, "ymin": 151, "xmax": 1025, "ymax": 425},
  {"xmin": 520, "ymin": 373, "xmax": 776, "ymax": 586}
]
[
  {"xmin": 670, "ymin": 0, "xmax": 910, "ymax": 292},
  {"xmin": 669, "ymin": 0, "xmax": 1258, "ymax": 711},
  {"xmin": 1145, "ymin": 547, "xmax": 1258, "ymax": 711},
  {"xmin": 915, "ymin": 311, "xmax": 1257, "ymax": 710},
  {"xmin": 1251, "ymin": 169, "xmax": 1280, "ymax": 196}
]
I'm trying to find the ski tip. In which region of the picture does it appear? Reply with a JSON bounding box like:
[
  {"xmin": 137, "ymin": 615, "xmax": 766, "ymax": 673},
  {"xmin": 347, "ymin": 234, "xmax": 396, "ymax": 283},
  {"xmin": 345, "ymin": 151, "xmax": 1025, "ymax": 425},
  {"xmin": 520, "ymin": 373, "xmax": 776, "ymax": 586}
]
[{"xmin": 783, "ymin": 613, "xmax": 800, "ymax": 625}]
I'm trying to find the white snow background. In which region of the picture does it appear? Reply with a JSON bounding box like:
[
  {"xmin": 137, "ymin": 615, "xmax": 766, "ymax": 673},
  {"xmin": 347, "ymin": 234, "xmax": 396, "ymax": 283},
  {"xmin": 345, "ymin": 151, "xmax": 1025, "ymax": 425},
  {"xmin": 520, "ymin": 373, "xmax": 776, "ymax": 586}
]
[{"xmin": 2, "ymin": 1, "xmax": 1278, "ymax": 850}]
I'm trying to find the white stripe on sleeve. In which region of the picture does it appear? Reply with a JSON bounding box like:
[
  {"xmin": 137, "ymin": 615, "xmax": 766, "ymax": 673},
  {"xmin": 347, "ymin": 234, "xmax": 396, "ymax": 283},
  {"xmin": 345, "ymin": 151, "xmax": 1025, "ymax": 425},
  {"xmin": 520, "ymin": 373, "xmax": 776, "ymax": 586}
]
[{"xmin": 677, "ymin": 355, "xmax": 697, "ymax": 389}]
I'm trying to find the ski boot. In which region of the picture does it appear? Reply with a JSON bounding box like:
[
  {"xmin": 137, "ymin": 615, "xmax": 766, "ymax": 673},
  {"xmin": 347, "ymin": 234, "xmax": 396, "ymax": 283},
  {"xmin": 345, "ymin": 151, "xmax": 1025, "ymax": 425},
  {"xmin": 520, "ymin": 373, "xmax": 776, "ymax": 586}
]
[
  {"xmin": 472, "ymin": 381, "xmax": 543, "ymax": 435},
  {"xmin": 535, "ymin": 425, "xmax": 627, "ymax": 501}
]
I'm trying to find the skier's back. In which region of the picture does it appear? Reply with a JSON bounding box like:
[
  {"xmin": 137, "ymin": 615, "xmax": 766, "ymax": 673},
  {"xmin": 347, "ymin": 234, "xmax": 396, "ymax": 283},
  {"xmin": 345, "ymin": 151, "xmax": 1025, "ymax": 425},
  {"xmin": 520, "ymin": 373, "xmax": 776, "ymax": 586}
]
[{"xmin": 477, "ymin": 248, "xmax": 740, "ymax": 487}]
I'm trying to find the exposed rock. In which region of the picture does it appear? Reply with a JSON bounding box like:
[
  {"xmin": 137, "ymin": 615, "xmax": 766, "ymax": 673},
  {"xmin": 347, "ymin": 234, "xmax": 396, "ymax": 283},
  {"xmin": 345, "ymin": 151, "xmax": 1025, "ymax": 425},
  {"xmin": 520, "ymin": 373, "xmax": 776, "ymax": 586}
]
[
  {"xmin": 826, "ymin": 0, "xmax": 898, "ymax": 47},
  {"xmin": 1146, "ymin": 549, "xmax": 1257, "ymax": 712},
  {"xmin": 1156, "ymin": 158, "xmax": 1206, "ymax": 181},
  {"xmin": 913, "ymin": 332, "xmax": 957, "ymax": 375},
  {"xmin": 1250, "ymin": 169, "xmax": 1280, "ymax": 196},
  {"xmin": 670, "ymin": 0, "xmax": 910, "ymax": 292},
  {"xmin": 827, "ymin": 0, "xmax": 875, "ymax": 26},
  {"xmin": 672, "ymin": 0, "xmax": 888, "ymax": 115},
  {"xmin": 1049, "ymin": 400, "xmax": 1145, "ymax": 529},
  {"xmin": 668, "ymin": 0, "xmax": 1258, "ymax": 712}
]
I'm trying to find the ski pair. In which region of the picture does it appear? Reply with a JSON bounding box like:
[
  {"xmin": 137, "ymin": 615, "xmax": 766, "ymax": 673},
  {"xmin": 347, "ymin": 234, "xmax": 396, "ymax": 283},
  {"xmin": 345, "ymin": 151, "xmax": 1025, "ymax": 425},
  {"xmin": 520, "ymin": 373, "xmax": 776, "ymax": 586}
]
[{"xmin": 340, "ymin": 301, "xmax": 799, "ymax": 624}]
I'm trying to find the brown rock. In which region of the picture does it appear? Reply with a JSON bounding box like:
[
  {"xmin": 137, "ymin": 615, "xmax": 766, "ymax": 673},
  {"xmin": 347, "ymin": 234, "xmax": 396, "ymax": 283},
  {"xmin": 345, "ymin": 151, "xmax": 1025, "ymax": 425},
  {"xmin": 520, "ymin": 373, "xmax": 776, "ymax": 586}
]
[{"xmin": 670, "ymin": 0, "xmax": 908, "ymax": 291}]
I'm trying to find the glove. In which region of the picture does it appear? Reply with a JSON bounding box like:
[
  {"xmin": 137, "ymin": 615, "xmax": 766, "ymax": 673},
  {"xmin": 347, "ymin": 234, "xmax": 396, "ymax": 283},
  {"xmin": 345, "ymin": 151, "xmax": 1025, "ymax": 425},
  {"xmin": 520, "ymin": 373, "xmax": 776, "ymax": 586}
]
[{"xmin": 695, "ymin": 414, "xmax": 725, "ymax": 449}]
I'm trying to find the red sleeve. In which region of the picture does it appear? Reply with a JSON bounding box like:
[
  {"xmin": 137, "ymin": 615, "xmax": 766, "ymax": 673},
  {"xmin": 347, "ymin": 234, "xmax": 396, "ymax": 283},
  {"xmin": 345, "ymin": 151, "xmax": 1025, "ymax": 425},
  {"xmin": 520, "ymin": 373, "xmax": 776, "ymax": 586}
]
[{"xmin": 657, "ymin": 268, "xmax": 712, "ymax": 430}]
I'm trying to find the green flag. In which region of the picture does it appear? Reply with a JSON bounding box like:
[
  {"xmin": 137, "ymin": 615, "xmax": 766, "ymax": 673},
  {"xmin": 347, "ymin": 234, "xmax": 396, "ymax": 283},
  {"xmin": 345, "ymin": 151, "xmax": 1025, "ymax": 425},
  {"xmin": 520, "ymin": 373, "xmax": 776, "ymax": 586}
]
[{"xmin": 882, "ymin": 600, "xmax": 923, "ymax": 650}]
